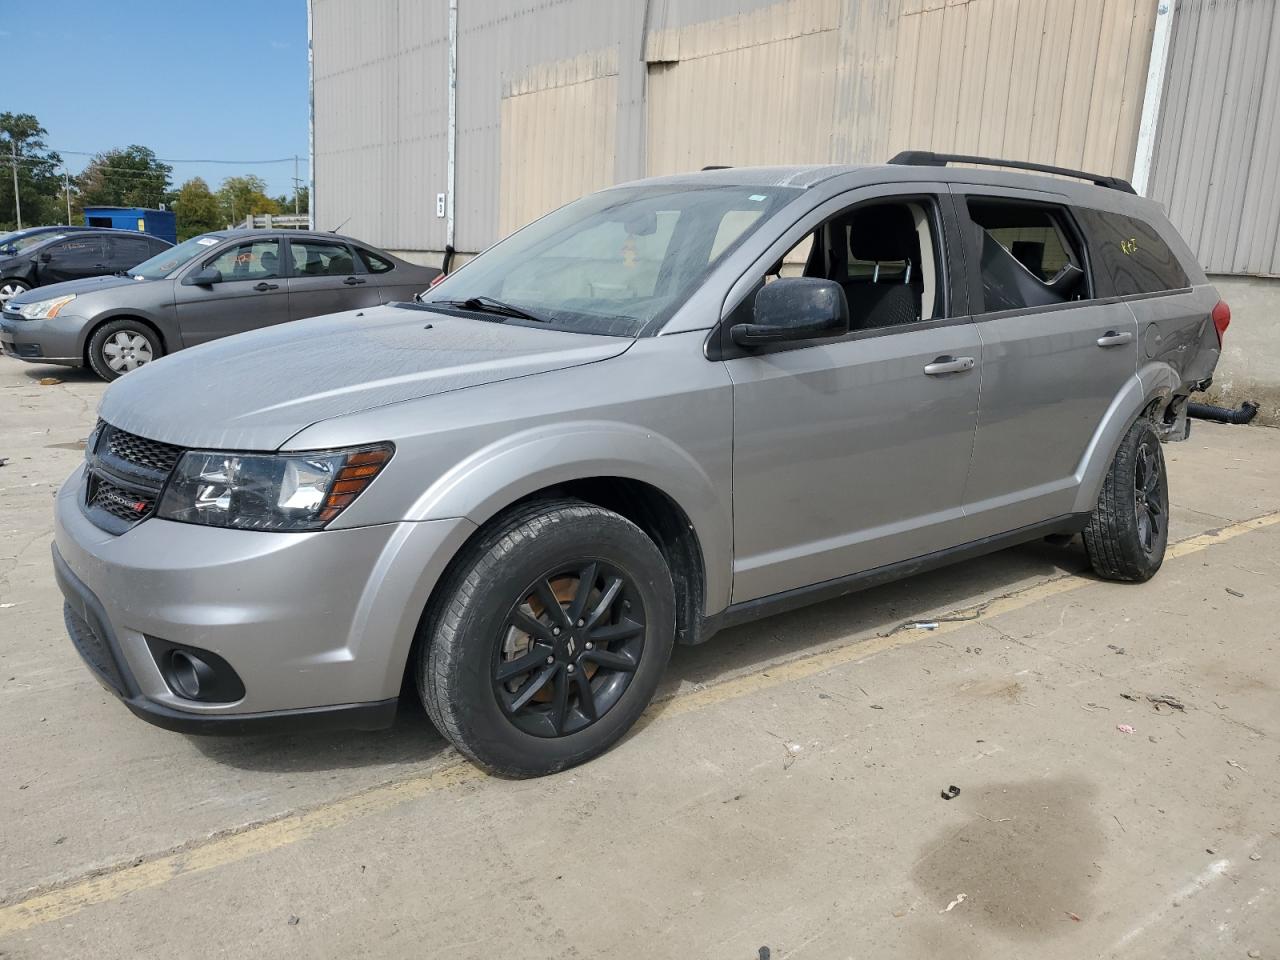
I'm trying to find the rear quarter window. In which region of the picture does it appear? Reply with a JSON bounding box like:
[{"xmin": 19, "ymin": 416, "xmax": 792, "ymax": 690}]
[{"xmin": 1075, "ymin": 209, "xmax": 1190, "ymax": 297}]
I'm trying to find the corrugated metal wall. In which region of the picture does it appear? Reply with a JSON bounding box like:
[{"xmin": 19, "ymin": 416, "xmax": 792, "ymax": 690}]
[
  {"xmin": 320, "ymin": 0, "xmax": 1280, "ymax": 272},
  {"xmin": 311, "ymin": 0, "xmax": 450, "ymax": 248},
  {"xmin": 1148, "ymin": 0, "xmax": 1280, "ymax": 277}
]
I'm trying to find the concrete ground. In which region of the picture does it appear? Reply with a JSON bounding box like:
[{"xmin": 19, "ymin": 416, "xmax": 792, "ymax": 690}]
[{"xmin": 1, "ymin": 355, "xmax": 1278, "ymax": 960}]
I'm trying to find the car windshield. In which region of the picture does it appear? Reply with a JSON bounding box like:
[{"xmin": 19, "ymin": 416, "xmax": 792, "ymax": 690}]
[
  {"xmin": 129, "ymin": 234, "xmax": 224, "ymax": 280},
  {"xmin": 0, "ymin": 231, "xmax": 68, "ymax": 256},
  {"xmin": 422, "ymin": 184, "xmax": 799, "ymax": 336}
]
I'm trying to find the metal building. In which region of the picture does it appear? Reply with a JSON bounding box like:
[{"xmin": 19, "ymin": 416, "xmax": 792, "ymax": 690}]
[{"xmin": 311, "ymin": 0, "xmax": 1280, "ymax": 410}]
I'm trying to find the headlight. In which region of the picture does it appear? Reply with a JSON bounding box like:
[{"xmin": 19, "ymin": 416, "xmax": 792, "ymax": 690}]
[
  {"xmin": 157, "ymin": 444, "xmax": 394, "ymax": 531},
  {"xmin": 18, "ymin": 293, "xmax": 76, "ymax": 319}
]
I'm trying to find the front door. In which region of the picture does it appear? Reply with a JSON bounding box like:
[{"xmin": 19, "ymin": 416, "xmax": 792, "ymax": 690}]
[
  {"xmin": 726, "ymin": 190, "xmax": 981, "ymax": 603},
  {"xmin": 37, "ymin": 236, "xmax": 108, "ymax": 284},
  {"xmin": 284, "ymin": 237, "xmax": 381, "ymax": 320},
  {"xmin": 174, "ymin": 237, "xmax": 290, "ymax": 346},
  {"xmin": 952, "ymin": 187, "xmax": 1140, "ymax": 539}
]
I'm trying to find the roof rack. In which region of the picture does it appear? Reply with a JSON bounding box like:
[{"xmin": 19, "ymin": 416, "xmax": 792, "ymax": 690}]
[{"xmin": 887, "ymin": 150, "xmax": 1136, "ymax": 194}]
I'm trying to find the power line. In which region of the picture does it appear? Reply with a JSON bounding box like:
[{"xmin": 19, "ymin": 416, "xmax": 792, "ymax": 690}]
[{"xmin": 54, "ymin": 149, "xmax": 309, "ymax": 165}]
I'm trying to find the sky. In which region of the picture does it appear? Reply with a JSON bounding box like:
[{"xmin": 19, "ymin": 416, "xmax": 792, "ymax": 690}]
[{"xmin": 5, "ymin": 0, "xmax": 310, "ymax": 198}]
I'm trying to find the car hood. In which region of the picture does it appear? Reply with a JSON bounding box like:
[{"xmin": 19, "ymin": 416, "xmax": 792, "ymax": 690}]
[
  {"xmin": 7, "ymin": 273, "xmax": 147, "ymax": 304},
  {"xmin": 98, "ymin": 304, "xmax": 633, "ymax": 450}
]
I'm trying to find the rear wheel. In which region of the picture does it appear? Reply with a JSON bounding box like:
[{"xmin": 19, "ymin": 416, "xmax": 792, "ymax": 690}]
[
  {"xmin": 87, "ymin": 319, "xmax": 163, "ymax": 381},
  {"xmin": 0, "ymin": 279, "xmax": 30, "ymax": 304},
  {"xmin": 418, "ymin": 499, "xmax": 675, "ymax": 777},
  {"xmin": 1083, "ymin": 419, "xmax": 1169, "ymax": 582}
]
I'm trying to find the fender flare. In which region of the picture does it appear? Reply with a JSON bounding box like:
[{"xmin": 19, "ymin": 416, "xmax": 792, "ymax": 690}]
[
  {"xmin": 1071, "ymin": 362, "xmax": 1181, "ymax": 515},
  {"xmin": 410, "ymin": 420, "xmax": 732, "ymax": 613}
]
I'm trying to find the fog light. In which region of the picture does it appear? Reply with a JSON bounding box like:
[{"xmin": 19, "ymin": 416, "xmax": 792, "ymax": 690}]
[
  {"xmin": 147, "ymin": 637, "xmax": 246, "ymax": 703},
  {"xmin": 168, "ymin": 650, "xmax": 216, "ymax": 699}
]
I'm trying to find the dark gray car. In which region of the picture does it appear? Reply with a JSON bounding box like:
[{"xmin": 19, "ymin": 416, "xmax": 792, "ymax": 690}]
[
  {"xmin": 0, "ymin": 229, "xmax": 441, "ymax": 380},
  {"xmin": 0, "ymin": 228, "xmax": 171, "ymax": 304}
]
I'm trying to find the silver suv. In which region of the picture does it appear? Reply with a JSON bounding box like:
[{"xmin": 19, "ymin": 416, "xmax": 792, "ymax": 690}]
[{"xmin": 53, "ymin": 153, "xmax": 1227, "ymax": 776}]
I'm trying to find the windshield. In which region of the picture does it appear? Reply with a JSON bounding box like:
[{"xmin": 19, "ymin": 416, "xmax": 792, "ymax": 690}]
[
  {"xmin": 129, "ymin": 234, "xmax": 224, "ymax": 280},
  {"xmin": 423, "ymin": 184, "xmax": 799, "ymax": 336},
  {"xmin": 0, "ymin": 231, "xmax": 68, "ymax": 256}
]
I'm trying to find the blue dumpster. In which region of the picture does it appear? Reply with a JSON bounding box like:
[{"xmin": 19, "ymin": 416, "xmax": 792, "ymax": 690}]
[{"xmin": 83, "ymin": 207, "xmax": 178, "ymax": 245}]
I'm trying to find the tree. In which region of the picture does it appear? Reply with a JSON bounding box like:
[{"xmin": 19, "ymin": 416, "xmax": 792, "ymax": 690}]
[
  {"xmin": 273, "ymin": 185, "xmax": 309, "ymax": 216},
  {"xmin": 0, "ymin": 112, "xmax": 68, "ymax": 229},
  {"xmin": 173, "ymin": 177, "xmax": 222, "ymax": 240},
  {"xmin": 217, "ymin": 174, "xmax": 281, "ymax": 224},
  {"xmin": 76, "ymin": 145, "xmax": 173, "ymax": 213}
]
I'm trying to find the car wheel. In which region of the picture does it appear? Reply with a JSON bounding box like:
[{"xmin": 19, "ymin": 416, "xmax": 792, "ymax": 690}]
[
  {"xmin": 87, "ymin": 319, "xmax": 163, "ymax": 381},
  {"xmin": 1083, "ymin": 418, "xmax": 1169, "ymax": 582},
  {"xmin": 418, "ymin": 498, "xmax": 675, "ymax": 777},
  {"xmin": 0, "ymin": 279, "xmax": 30, "ymax": 304}
]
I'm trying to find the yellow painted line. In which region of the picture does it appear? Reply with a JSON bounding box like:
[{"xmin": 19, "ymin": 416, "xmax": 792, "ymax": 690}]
[{"xmin": 3, "ymin": 509, "xmax": 1278, "ymax": 936}]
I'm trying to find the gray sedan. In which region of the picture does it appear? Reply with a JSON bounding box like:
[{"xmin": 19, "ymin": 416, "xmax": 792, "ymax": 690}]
[{"xmin": 0, "ymin": 230, "xmax": 442, "ymax": 380}]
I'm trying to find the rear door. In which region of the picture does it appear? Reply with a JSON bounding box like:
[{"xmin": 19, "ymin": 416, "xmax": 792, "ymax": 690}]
[
  {"xmin": 105, "ymin": 235, "xmax": 156, "ymax": 273},
  {"xmin": 354, "ymin": 246, "xmax": 427, "ymax": 302},
  {"xmin": 174, "ymin": 237, "xmax": 290, "ymax": 346},
  {"xmin": 37, "ymin": 236, "xmax": 108, "ymax": 284},
  {"xmin": 952, "ymin": 186, "xmax": 1139, "ymax": 539},
  {"xmin": 284, "ymin": 237, "xmax": 382, "ymax": 320},
  {"xmin": 1074, "ymin": 207, "xmax": 1218, "ymax": 390},
  {"xmin": 725, "ymin": 184, "xmax": 982, "ymax": 602}
]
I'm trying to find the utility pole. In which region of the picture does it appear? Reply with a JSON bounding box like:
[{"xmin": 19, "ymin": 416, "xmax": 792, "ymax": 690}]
[
  {"xmin": 64, "ymin": 169, "xmax": 72, "ymax": 224},
  {"xmin": 293, "ymin": 155, "xmax": 300, "ymax": 217},
  {"xmin": 9, "ymin": 138, "xmax": 21, "ymax": 230}
]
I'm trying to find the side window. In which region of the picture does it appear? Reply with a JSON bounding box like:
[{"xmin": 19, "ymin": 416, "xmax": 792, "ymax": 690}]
[
  {"xmin": 1074, "ymin": 209, "xmax": 1190, "ymax": 297},
  {"xmin": 45, "ymin": 237, "xmax": 103, "ymax": 267},
  {"xmin": 108, "ymin": 236, "xmax": 154, "ymax": 268},
  {"xmin": 206, "ymin": 240, "xmax": 281, "ymax": 281},
  {"xmin": 966, "ymin": 200, "xmax": 1087, "ymax": 312},
  {"xmin": 291, "ymin": 239, "xmax": 358, "ymax": 277},
  {"xmin": 356, "ymin": 247, "xmax": 395, "ymax": 274},
  {"xmin": 763, "ymin": 198, "xmax": 945, "ymax": 330}
]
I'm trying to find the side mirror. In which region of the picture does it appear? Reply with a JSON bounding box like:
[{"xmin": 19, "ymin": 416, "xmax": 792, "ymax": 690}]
[
  {"xmin": 38, "ymin": 252, "xmax": 52, "ymax": 264},
  {"xmin": 188, "ymin": 266, "xmax": 222, "ymax": 287},
  {"xmin": 731, "ymin": 277, "xmax": 850, "ymax": 348}
]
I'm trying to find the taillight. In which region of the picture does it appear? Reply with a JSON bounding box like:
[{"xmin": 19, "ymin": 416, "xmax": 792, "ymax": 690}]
[
  {"xmin": 429, "ymin": 272, "xmax": 447, "ymax": 288},
  {"xmin": 1211, "ymin": 300, "xmax": 1231, "ymax": 345}
]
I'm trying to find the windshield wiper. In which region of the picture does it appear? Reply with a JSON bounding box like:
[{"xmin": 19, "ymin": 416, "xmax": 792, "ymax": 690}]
[{"xmin": 429, "ymin": 295, "xmax": 554, "ymax": 324}]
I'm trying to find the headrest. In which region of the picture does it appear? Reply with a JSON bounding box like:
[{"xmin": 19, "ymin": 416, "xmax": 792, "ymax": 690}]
[{"xmin": 846, "ymin": 205, "xmax": 918, "ymax": 262}]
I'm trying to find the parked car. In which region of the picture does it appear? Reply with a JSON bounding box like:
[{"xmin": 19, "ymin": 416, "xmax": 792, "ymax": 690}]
[
  {"xmin": 0, "ymin": 227, "xmax": 170, "ymax": 305},
  {"xmin": 1, "ymin": 229, "xmax": 441, "ymax": 380},
  {"xmin": 52, "ymin": 153, "xmax": 1225, "ymax": 776}
]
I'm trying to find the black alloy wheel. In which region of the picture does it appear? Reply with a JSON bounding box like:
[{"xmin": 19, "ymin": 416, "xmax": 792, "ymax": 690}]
[{"xmin": 493, "ymin": 560, "xmax": 646, "ymax": 738}]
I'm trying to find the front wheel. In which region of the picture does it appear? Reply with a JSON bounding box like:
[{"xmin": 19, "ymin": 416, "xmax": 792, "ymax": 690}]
[
  {"xmin": 1083, "ymin": 419, "xmax": 1169, "ymax": 582},
  {"xmin": 0, "ymin": 279, "xmax": 30, "ymax": 304},
  {"xmin": 87, "ymin": 319, "xmax": 163, "ymax": 381},
  {"xmin": 418, "ymin": 499, "xmax": 675, "ymax": 777}
]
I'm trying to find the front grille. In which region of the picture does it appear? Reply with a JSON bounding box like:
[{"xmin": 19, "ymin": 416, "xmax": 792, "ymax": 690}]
[
  {"xmin": 87, "ymin": 473, "xmax": 157, "ymax": 523},
  {"xmin": 82, "ymin": 421, "xmax": 186, "ymax": 534},
  {"xmin": 102, "ymin": 423, "xmax": 183, "ymax": 473},
  {"xmin": 64, "ymin": 602, "xmax": 127, "ymax": 695}
]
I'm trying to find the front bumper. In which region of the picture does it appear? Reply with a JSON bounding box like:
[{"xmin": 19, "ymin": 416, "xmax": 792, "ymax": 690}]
[
  {"xmin": 0, "ymin": 312, "xmax": 86, "ymax": 364},
  {"xmin": 53, "ymin": 465, "xmax": 477, "ymax": 732}
]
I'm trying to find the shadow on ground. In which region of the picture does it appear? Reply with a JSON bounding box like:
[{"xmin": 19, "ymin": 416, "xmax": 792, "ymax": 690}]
[{"xmin": 190, "ymin": 537, "xmax": 1087, "ymax": 774}]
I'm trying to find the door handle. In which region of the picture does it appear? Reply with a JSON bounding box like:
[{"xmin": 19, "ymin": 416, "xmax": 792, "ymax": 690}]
[
  {"xmin": 254, "ymin": 282, "xmax": 279, "ymax": 292},
  {"xmin": 923, "ymin": 355, "xmax": 975, "ymax": 376},
  {"xmin": 343, "ymin": 276, "xmax": 366, "ymax": 286},
  {"xmin": 1096, "ymin": 330, "xmax": 1133, "ymax": 347}
]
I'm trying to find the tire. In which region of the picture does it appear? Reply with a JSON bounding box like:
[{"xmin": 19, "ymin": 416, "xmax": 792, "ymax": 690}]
[
  {"xmin": 0, "ymin": 279, "xmax": 30, "ymax": 304},
  {"xmin": 1083, "ymin": 419, "xmax": 1170, "ymax": 582},
  {"xmin": 418, "ymin": 498, "xmax": 675, "ymax": 777},
  {"xmin": 87, "ymin": 319, "xmax": 163, "ymax": 381}
]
